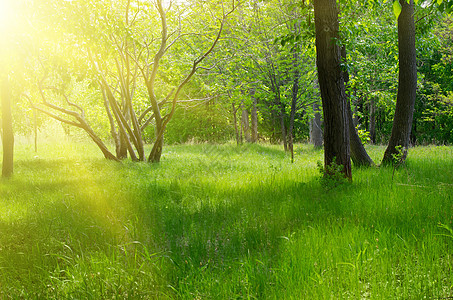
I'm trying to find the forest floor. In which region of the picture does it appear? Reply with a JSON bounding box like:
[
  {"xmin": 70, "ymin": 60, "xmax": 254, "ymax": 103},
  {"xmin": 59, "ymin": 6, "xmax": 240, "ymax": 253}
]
[{"xmin": 0, "ymin": 141, "xmax": 452, "ymax": 299}]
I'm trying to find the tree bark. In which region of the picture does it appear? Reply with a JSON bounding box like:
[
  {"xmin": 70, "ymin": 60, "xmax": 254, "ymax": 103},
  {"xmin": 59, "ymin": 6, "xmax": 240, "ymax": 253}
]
[
  {"xmin": 148, "ymin": 134, "xmax": 163, "ymax": 163},
  {"xmin": 347, "ymin": 100, "xmax": 375, "ymax": 167},
  {"xmin": 251, "ymin": 90, "xmax": 258, "ymax": 143},
  {"xmin": 342, "ymin": 46, "xmax": 374, "ymax": 167},
  {"xmin": 382, "ymin": 0, "xmax": 417, "ymax": 165},
  {"xmin": 1, "ymin": 76, "xmax": 14, "ymax": 178},
  {"xmin": 310, "ymin": 100, "xmax": 323, "ymax": 148},
  {"xmin": 241, "ymin": 105, "xmax": 251, "ymax": 143},
  {"xmin": 314, "ymin": 0, "xmax": 351, "ymax": 179},
  {"xmin": 369, "ymin": 98, "xmax": 376, "ymax": 144},
  {"xmin": 232, "ymin": 102, "xmax": 241, "ymax": 145},
  {"xmin": 280, "ymin": 105, "xmax": 288, "ymax": 151}
]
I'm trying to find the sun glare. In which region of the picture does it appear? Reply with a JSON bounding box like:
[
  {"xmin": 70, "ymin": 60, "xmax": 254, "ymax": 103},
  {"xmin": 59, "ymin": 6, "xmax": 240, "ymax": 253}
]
[
  {"xmin": 0, "ymin": 0, "xmax": 15, "ymax": 34},
  {"xmin": 0, "ymin": 1, "xmax": 12, "ymax": 26}
]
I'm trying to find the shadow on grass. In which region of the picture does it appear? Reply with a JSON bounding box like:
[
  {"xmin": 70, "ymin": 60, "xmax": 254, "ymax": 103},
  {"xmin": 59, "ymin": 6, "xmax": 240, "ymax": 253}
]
[{"xmin": 1, "ymin": 146, "xmax": 452, "ymax": 298}]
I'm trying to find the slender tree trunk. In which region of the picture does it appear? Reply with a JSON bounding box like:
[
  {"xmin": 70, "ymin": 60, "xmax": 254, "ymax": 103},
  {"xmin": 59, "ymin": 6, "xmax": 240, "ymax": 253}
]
[
  {"xmin": 288, "ymin": 48, "xmax": 300, "ymax": 162},
  {"xmin": 241, "ymin": 105, "xmax": 251, "ymax": 143},
  {"xmin": 149, "ymin": 134, "xmax": 164, "ymax": 163},
  {"xmin": 232, "ymin": 102, "xmax": 241, "ymax": 145},
  {"xmin": 288, "ymin": 77, "xmax": 299, "ymax": 162},
  {"xmin": 369, "ymin": 98, "xmax": 376, "ymax": 144},
  {"xmin": 314, "ymin": 0, "xmax": 351, "ymax": 179},
  {"xmin": 251, "ymin": 90, "xmax": 258, "ymax": 143},
  {"xmin": 382, "ymin": 0, "xmax": 417, "ymax": 165},
  {"xmin": 33, "ymin": 108, "xmax": 38, "ymax": 152},
  {"xmin": 310, "ymin": 100, "xmax": 323, "ymax": 148},
  {"xmin": 280, "ymin": 105, "xmax": 288, "ymax": 151},
  {"xmin": 1, "ymin": 76, "xmax": 14, "ymax": 178}
]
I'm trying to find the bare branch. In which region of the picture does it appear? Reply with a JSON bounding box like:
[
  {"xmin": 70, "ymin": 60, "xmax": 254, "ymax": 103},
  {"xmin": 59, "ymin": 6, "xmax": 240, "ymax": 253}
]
[{"xmin": 32, "ymin": 105, "xmax": 83, "ymax": 128}]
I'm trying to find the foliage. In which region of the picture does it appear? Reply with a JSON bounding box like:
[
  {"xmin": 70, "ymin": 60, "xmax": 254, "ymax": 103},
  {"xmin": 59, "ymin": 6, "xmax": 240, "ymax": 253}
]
[
  {"xmin": 357, "ymin": 127, "xmax": 371, "ymax": 145},
  {"xmin": 147, "ymin": 103, "xmax": 234, "ymax": 144},
  {"xmin": 317, "ymin": 157, "xmax": 350, "ymax": 189}
]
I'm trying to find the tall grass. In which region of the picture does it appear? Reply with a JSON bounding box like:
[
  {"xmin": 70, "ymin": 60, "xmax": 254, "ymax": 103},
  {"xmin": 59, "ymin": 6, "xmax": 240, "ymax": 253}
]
[{"xmin": 0, "ymin": 142, "xmax": 452, "ymax": 298}]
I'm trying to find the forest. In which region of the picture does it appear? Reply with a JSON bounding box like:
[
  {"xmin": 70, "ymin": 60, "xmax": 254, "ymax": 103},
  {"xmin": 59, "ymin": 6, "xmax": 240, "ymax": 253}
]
[{"xmin": 1, "ymin": 0, "xmax": 453, "ymax": 298}]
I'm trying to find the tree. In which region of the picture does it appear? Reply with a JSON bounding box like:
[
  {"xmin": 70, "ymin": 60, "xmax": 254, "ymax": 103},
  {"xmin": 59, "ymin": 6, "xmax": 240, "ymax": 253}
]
[
  {"xmin": 30, "ymin": 0, "xmax": 235, "ymax": 163},
  {"xmin": 341, "ymin": 46, "xmax": 375, "ymax": 167},
  {"xmin": 382, "ymin": 0, "xmax": 417, "ymax": 165},
  {"xmin": 1, "ymin": 76, "xmax": 14, "ymax": 178},
  {"xmin": 313, "ymin": 0, "xmax": 351, "ymax": 179}
]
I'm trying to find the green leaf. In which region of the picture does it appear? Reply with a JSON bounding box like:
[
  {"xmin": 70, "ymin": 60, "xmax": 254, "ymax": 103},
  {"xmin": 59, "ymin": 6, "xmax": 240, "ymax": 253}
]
[
  {"xmin": 393, "ymin": 1, "xmax": 402, "ymax": 18},
  {"xmin": 437, "ymin": 0, "xmax": 443, "ymax": 5}
]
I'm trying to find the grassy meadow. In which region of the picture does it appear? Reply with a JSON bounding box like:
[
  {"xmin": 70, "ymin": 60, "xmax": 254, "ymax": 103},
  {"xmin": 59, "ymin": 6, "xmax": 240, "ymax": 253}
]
[{"xmin": 0, "ymin": 141, "xmax": 452, "ymax": 299}]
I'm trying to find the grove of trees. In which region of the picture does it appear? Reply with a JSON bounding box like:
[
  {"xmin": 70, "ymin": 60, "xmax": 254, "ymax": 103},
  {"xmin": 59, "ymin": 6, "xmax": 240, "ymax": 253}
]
[{"xmin": 1, "ymin": 0, "xmax": 453, "ymax": 178}]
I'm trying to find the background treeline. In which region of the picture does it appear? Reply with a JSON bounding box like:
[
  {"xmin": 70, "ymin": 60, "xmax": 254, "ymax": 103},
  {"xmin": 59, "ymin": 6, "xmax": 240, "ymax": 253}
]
[{"xmin": 3, "ymin": 0, "xmax": 453, "ymax": 151}]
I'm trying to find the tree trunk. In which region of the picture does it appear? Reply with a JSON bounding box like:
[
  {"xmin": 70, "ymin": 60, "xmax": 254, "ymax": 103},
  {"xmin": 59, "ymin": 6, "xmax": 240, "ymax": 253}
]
[
  {"xmin": 241, "ymin": 105, "xmax": 251, "ymax": 143},
  {"xmin": 382, "ymin": 0, "xmax": 417, "ymax": 165},
  {"xmin": 280, "ymin": 105, "xmax": 288, "ymax": 151},
  {"xmin": 288, "ymin": 77, "xmax": 298, "ymax": 162},
  {"xmin": 251, "ymin": 91, "xmax": 258, "ymax": 143},
  {"xmin": 342, "ymin": 46, "xmax": 374, "ymax": 167},
  {"xmin": 149, "ymin": 134, "xmax": 164, "ymax": 163},
  {"xmin": 33, "ymin": 108, "xmax": 38, "ymax": 152},
  {"xmin": 369, "ymin": 98, "xmax": 376, "ymax": 144},
  {"xmin": 314, "ymin": 0, "xmax": 351, "ymax": 179},
  {"xmin": 232, "ymin": 102, "xmax": 241, "ymax": 145},
  {"xmin": 117, "ymin": 132, "xmax": 128, "ymax": 159},
  {"xmin": 1, "ymin": 76, "xmax": 14, "ymax": 178},
  {"xmin": 310, "ymin": 100, "xmax": 323, "ymax": 148},
  {"xmin": 347, "ymin": 100, "xmax": 375, "ymax": 167}
]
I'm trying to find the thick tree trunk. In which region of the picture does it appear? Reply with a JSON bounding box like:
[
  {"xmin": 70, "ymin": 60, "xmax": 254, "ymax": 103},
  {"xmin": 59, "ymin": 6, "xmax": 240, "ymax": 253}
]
[
  {"xmin": 251, "ymin": 91, "xmax": 258, "ymax": 143},
  {"xmin": 314, "ymin": 0, "xmax": 351, "ymax": 179},
  {"xmin": 382, "ymin": 0, "xmax": 417, "ymax": 165},
  {"xmin": 310, "ymin": 100, "xmax": 323, "ymax": 148},
  {"xmin": 1, "ymin": 76, "xmax": 14, "ymax": 178}
]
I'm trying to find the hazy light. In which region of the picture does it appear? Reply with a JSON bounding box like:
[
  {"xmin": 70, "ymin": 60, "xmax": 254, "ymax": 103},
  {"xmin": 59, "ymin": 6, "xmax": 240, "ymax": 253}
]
[{"xmin": 0, "ymin": 0, "xmax": 15, "ymax": 34}]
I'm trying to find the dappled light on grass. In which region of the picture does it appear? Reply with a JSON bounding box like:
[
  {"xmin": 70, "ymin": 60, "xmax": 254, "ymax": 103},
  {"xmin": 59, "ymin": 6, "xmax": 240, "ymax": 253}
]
[{"xmin": 1, "ymin": 142, "xmax": 452, "ymax": 298}]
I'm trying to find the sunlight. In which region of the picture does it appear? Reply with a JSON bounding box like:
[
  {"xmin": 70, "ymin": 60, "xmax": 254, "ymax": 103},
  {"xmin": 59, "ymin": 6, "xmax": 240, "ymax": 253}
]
[{"xmin": 0, "ymin": 0, "xmax": 15, "ymax": 34}]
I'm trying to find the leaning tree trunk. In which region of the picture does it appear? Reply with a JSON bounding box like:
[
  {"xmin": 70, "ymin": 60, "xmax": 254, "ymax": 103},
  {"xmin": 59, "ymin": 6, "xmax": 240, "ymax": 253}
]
[
  {"xmin": 342, "ymin": 46, "xmax": 374, "ymax": 167},
  {"xmin": 314, "ymin": 0, "xmax": 352, "ymax": 179},
  {"xmin": 382, "ymin": 0, "xmax": 417, "ymax": 165},
  {"xmin": 1, "ymin": 76, "xmax": 14, "ymax": 178},
  {"xmin": 347, "ymin": 100, "xmax": 375, "ymax": 167}
]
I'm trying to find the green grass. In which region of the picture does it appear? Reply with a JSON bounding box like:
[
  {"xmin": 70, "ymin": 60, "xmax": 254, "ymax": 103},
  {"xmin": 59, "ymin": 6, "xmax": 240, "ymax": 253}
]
[{"xmin": 1, "ymin": 141, "xmax": 452, "ymax": 299}]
